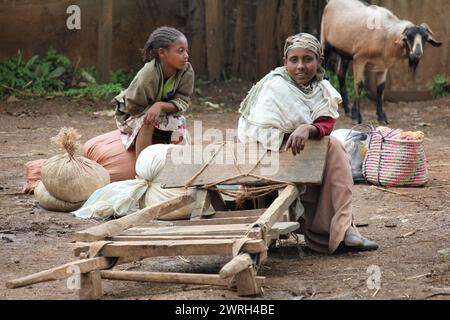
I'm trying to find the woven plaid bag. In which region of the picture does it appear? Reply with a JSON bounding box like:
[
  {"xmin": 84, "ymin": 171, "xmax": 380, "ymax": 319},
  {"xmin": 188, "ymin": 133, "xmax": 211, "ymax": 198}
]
[{"xmin": 362, "ymin": 126, "xmax": 428, "ymax": 187}]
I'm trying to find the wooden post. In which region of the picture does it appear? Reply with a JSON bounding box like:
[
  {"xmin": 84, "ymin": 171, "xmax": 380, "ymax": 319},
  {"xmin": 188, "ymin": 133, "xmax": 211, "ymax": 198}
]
[
  {"xmin": 187, "ymin": 0, "xmax": 207, "ymax": 77},
  {"xmin": 208, "ymin": 189, "xmax": 228, "ymax": 211},
  {"xmin": 205, "ymin": 0, "xmax": 224, "ymax": 80},
  {"xmin": 191, "ymin": 189, "xmax": 211, "ymax": 220},
  {"xmin": 235, "ymin": 266, "xmax": 261, "ymax": 296},
  {"xmin": 79, "ymin": 271, "xmax": 103, "ymax": 300},
  {"xmin": 98, "ymin": 0, "xmax": 112, "ymax": 84}
]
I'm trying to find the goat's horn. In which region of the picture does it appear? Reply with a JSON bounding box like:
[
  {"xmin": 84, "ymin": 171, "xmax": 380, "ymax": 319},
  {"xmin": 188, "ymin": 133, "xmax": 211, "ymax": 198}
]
[{"xmin": 420, "ymin": 23, "xmax": 434, "ymax": 35}]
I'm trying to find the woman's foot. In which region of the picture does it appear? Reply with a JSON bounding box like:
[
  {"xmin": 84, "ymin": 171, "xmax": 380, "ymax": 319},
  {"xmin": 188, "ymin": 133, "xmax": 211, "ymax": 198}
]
[{"xmin": 344, "ymin": 228, "xmax": 379, "ymax": 251}]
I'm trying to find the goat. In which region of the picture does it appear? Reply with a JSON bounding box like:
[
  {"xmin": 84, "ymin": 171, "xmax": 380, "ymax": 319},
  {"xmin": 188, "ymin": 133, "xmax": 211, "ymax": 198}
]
[{"xmin": 321, "ymin": 0, "xmax": 442, "ymax": 124}]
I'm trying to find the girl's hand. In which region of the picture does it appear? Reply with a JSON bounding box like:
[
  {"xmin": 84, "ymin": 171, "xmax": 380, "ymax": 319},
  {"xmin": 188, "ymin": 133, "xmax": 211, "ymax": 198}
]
[
  {"xmin": 285, "ymin": 124, "xmax": 316, "ymax": 156},
  {"xmin": 144, "ymin": 103, "xmax": 163, "ymax": 126}
]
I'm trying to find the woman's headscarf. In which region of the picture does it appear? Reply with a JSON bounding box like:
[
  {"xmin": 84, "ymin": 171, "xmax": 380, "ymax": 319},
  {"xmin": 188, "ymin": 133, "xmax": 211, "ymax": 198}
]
[{"xmin": 283, "ymin": 33, "xmax": 325, "ymax": 82}]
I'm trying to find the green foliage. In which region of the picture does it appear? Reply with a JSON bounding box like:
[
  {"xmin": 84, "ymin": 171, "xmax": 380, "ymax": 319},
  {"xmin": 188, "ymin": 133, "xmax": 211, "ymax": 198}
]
[
  {"xmin": 63, "ymin": 83, "xmax": 124, "ymax": 98},
  {"xmin": 430, "ymin": 74, "xmax": 449, "ymax": 98},
  {"xmin": 0, "ymin": 50, "xmax": 72, "ymax": 96},
  {"xmin": 78, "ymin": 66, "xmax": 97, "ymax": 80},
  {"xmin": 111, "ymin": 68, "xmax": 137, "ymax": 88},
  {"xmin": 194, "ymin": 78, "xmax": 210, "ymax": 87},
  {"xmin": 0, "ymin": 50, "xmax": 131, "ymax": 99},
  {"xmin": 326, "ymin": 70, "xmax": 366, "ymax": 99}
]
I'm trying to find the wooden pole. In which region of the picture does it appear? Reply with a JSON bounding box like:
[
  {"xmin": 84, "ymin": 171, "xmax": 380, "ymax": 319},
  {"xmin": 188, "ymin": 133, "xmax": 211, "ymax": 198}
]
[
  {"xmin": 98, "ymin": 0, "xmax": 112, "ymax": 83},
  {"xmin": 219, "ymin": 253, "xmax": 253, "ymax": 279},
  {"xmin": 100, "ymin": 270, "xmax": 266, "ymax": 287},
  {"xmin": 6, "ymin": 257, "xmax": 112, "ymax": 289},
  {"xmin": 252, "ymin": 185, "xmax": 298, "ymax": 233}
]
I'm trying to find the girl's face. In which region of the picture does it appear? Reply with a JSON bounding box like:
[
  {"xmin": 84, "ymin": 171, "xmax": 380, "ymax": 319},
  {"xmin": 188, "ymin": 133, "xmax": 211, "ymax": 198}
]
[
  {"xmin": 159, "ymin": 36, "xmax": 189, "ymax": 74},
  {"xmin": 283, "ymin": 47, "xmax": 318, "ymax": 86}
]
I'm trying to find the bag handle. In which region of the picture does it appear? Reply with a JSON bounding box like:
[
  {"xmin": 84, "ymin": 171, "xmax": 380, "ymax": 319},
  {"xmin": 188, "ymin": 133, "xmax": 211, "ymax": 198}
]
[{"xmin": 344, "ymin": 122, "xmax": 377, "ymax": 141}]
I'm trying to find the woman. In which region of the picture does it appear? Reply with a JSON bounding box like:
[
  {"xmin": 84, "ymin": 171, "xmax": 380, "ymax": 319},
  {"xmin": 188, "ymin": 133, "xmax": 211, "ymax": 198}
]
[{"xmin": 238, "ymin": 33, "xmax": 378, "ymax": 254}]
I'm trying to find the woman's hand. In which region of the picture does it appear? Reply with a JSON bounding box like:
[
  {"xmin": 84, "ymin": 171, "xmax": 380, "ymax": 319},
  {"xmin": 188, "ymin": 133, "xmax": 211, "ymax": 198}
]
[
  {"xmin": 285, "ymin": 124, "xmax": 318, "ymax": 156},
  {"xmin": 144, "ymin": 103, "xmax": 163, "ymax": 126}
]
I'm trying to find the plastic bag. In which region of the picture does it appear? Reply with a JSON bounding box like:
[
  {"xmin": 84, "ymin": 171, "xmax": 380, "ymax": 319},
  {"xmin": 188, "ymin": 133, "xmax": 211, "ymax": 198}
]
[
  {"xmin": 72, "ymin": 179, "xmax": 147, "ymax": 220},
  {"xmin": 73, "ymin": 144, "xmax": 191, "ymax": 220},
  {"xmin": 331, "ymin": 129, "xmax": 368, "ymax": 182}
]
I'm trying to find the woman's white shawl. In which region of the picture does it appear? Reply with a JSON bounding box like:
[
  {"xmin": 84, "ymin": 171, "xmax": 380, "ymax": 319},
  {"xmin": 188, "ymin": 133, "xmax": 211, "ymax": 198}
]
[{"xmin": 238, "ymin": 67, "xmax": 342, "ymax": 151}]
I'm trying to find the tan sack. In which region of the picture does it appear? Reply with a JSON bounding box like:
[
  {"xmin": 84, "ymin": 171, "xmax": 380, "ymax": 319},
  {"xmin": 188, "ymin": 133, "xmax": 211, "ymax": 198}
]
[
  {"xmin": 42, "ymin": 128, "xmax": 110, "ymax": 203},
  {"xmin": 35, "ymin": 181, "xmax": 84, "ymax": 212},
  {"xmin": 83, "ymin": 130, "xmax": 136, "ymax": 182}
]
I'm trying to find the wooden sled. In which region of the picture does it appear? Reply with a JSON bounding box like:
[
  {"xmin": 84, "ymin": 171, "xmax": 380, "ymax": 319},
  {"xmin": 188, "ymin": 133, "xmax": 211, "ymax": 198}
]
[{"xmin": 7, "ymin": 139, "xmax": 329, "ymax": 299}]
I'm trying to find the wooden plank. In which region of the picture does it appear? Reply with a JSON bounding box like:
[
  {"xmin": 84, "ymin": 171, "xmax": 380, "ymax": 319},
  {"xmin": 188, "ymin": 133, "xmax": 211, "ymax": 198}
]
[
  {"xmin": 159, "ymin": 139, "xmax": 329, "ymax": 188},
  {"xmin": 190, "ymin": 189, "xmax": 211, "ymax": 220},
  {"xmin": 108, "ymin": 222, "xmax": 296, "ymax": 244},
  {"xmin": 107, "ymin": 235, "xmax": 246, "ymax": 242},
  {"xmin": 205, "ymin": 0, "xmax": 224, "ymax": 80},
  {"xmin": 297, "ymin": 0, "xmax": 307, "ymax": 32},
  {"xmin": 255, "ymin": 0, "xmax": 278, "ymax": 77},
  {"xmin": 97, "ymin": 0, "xmax": 112, "ymax": 83},
  {"xmin": 79, "ymin": 271, "xmax": 102, "ymax": 300},
  {"xmin": 219, "ymin": 253, "xmax": 253, "ymax": 279},
  {"xmin": 171, "ymin": 216, "xmax": 259, "ymax": 226},
  {"xmin": 235, "ymin": 267, "xmax": 261, "ymax": 296},
  {"xmin": 252, "ymin": 185, "xmax": 299, "ymax": 233},
  {"xmin": 111, "ymin": 221, "xmax": 294, "ymax": 241},
  {"xmin": 75, "ymin": 191, "xmax": 196, "ymax": 242},
  {"xmin": 100, "ymin": 270, "xmax": 265, "ymax": 287},
  {"xmin": 97, "ymin": 239, "xmax": 267, "ymax": 257},
  {"xmin": 211, "ymin": 209, "xmax": 266, "ymax": 219},
  {"xmin": 121, "ymin": 224, "xmax": 252, "ymax": 236},
  {"xmin": 187, "ymin": 0, "xmax": 207, "ymax": 77},
  {"xmin": 231, "ymin": 0, "xmax": 244, "ymax": 76},
  {"xmin": 272, "ymin": 222, "xmax": 300, "ymax": 235},
  {"xmin": 277, "ymin": 0, "xmax": 296, "ymax": 56},
  {"xmin": 6, "ymin": 257, "xmax": 112, "ymax": 289}
]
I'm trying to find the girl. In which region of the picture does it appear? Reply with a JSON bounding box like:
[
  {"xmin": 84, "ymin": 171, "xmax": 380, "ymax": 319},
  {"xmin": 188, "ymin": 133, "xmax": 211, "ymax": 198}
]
[
  {"xmin": 113, "ymin": 26, "xmax": 194, "ymax": 158},
  {"xmin": 238, "ymin": 33, "xmax": 378, "ymax": 254}
]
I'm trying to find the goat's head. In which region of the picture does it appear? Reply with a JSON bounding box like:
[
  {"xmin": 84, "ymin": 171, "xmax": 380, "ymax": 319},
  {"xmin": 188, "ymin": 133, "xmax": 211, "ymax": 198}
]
[{"xmin": 396, "ymin": 23, "xmax": 442, "ymax": 74}]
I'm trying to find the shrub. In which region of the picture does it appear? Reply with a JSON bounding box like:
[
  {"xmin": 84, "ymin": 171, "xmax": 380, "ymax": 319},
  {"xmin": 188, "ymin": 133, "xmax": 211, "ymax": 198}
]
[{"xmin": 430, "ymin": 74, "xmax": 449, "ymax": 98}]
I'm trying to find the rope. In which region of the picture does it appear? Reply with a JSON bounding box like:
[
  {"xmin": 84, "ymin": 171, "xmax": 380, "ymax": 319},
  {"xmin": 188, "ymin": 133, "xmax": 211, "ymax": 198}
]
[
  {"xmin": 184, "ymin": 142, "xmax": 226, "ymax": 188},
  {"xmin": 183, "ymin": 141, "xmax": 299, "ymax": 224}
]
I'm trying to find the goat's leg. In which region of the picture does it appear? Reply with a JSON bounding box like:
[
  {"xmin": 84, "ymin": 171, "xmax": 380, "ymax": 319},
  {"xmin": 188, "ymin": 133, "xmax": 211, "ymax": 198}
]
[
  {"xmin": 323, "ymin": 45, "xmax": 332, "ymax": 71},
  {"xmin": 338, "ymin": 58, "xmax": 351, "ymax": 115},
  {"xmin": 375, "ymin": 70, "xmax": 388, "ymax": 124},
  {"xmin": 351, "ymin": 59, "xmax": 367, "ymax": 124}
]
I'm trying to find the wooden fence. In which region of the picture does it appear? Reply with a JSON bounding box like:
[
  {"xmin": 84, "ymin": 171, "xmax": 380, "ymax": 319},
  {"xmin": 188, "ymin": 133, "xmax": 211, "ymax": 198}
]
[
  {"xmin": 186, "ymin": 0, "xmax": 327, "ymax": 81},
  {"xmin": 0, "ymin": 0, "xmax": 448, "ymax": 98}
]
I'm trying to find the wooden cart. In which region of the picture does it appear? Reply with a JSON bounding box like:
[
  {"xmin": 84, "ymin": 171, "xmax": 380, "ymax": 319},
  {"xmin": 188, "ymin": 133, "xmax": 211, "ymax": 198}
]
[{"xmin": 7, "ymin": 139, "xmax": 328, "ymax": 299}]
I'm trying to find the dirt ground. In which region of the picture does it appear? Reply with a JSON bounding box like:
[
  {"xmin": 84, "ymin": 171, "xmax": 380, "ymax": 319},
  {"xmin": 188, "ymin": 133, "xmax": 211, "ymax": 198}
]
[{"xmin": 0, "ymin": 80, "xmax": 449, "ymax": 300}]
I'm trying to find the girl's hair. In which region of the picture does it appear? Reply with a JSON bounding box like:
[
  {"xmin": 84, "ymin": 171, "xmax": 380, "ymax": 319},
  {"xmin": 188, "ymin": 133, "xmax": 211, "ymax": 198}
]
[{"xmin": 142, "ymin": 26, "xmax": 186, "ymax": 62}]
